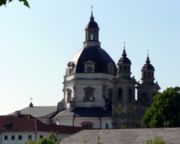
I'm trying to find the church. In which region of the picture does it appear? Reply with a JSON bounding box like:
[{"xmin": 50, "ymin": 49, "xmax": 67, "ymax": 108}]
[{"xmin": 12, "ymin": 12, "xmax": 160, "ymax": 129}]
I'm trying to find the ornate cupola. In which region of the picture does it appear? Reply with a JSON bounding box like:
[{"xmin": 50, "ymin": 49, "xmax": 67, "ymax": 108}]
[
  {"xmin": 117, "ymin": 44, "xmax": 131, "ymax": 79},
  {"xmin": 84, "ymin": 11, "xmax": 100, "ymax": 47},
  {"xmin": 141, "ymin": 54, "xmax": 155, "ymax": 84}
]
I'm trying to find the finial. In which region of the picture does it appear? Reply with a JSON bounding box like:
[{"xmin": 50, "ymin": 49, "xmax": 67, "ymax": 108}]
[
  {"xmin": 147, "ymin": 49, "xmax": 149, "ymax": 57},
  {"xmin": 91, "ymin": 5, "xmax": 93, "ymax": 16},
  {"xmin": 29, "ymin": 97, "xmax": 33, "ymax": 107},
  {"xmin": 146, "ymin": 49, "xmax": 150, "ymax": 64},
  {"xmin": 30, "ymin": 97, "xmax": 32, "ymax": 103},
  {"xmin": 123, "ymin": 41, "xmax": 126, "ymax": 50},
  {"xmin": 122, "ymin": 41, "xmax": 127, "ymax": 57},
  {"xmin": 90, "ymin": 5, "xmax": 94, "ymax": 21}
]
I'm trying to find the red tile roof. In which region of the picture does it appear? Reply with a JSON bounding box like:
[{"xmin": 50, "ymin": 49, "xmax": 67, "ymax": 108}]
[{"xmin": 0, "ymin": 114, "xmax": 82, "ymax": 134}]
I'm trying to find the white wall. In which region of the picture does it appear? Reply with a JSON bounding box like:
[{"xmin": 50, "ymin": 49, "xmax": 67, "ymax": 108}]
[
  {"xmin": 0, "ymin": 131, "xmax": 69, "ymax": 144},
  {"xmin": 64, "ymin": 73, "xmax": 114, "ymax": 108},
  {"xmin": 56, "ymin": 116, "xmax": 112, "ymax": 129}
]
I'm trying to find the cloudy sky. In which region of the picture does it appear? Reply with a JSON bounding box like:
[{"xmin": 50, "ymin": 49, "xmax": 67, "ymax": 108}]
[{"xmin": 0, "ymin": 0, "xmax": 180, "ymax": 114}]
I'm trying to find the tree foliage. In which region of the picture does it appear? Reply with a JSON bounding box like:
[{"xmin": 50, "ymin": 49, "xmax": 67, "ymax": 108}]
[
  {"xmin": 0, "ymin": 0, "xmax": 29, "ymax": 8},
  {"xmin": 145, "ymin": 136, "xmax": 166, "ymax": 144},
  {"xmin": 143, "ymin": 87, "xmax": 180, "ymax": 127},
  {"xmin": 26, "ymin": 133, "xmax": 60, "ymax": 144}
]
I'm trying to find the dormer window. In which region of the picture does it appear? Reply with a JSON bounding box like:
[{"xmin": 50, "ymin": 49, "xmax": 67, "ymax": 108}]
[
  {"xmin": 108, "ymin": 63, "xmax": 114, "ymax": 75},
  {"xmin": 84, "ymin": 60, "xmax": 95, "ymax": 73}
]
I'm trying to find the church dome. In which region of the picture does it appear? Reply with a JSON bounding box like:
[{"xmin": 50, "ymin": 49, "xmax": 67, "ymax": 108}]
[
  {"xmin": 65, "ymin": 13, "xmax": 117, "ymax": 76},
  {"xmin": 118, "ymin": 49, "xmax": 131, "ymax": 65},
  {"xmin": 142, "ymin": 56, "xmax": 154, "ymax": 71},
  {"xmin": 85, "ymin": 15, "xmax": 99, "ymax": 30},
  {"xmin": 67, "ymin": 46, "xmax": 117, "ymax": 75}
]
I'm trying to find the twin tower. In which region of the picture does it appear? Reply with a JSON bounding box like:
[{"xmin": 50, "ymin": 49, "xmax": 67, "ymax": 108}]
[{"xmin": 61, "ymin": 13, "xmax": 160, "ymax": 128}]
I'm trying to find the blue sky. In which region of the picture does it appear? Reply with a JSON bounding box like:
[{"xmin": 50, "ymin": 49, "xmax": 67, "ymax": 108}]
[{"xmin": 0, "ymin": 0, "xmax": 180, "ymax": 114}]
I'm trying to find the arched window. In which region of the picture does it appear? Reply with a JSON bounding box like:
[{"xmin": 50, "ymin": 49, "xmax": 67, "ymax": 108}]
[
  {"xmin": 90, "ymin": 33, "xmax": 94, "ymax": 40},
  {"xmin": 81, "ymin": 121, "xmax": 93, "ymax": 129},
  {"xmin": 141, "ymin": 93, "xmax": 148, "ymax": 106},
  {"xmin": 83, "ymin": 87, "xmax": 95, "ymax": 102},
  {"xmin": 118, "ymin": 88, "xmax": 122, "ymax": 102},
  {"xmin": 128, "ymin": 88, "xmax": 133, "ymax": 102}
]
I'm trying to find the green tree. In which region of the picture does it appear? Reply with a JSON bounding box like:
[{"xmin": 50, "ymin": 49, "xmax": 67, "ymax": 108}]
[
  {"xmin": 143, "ymin": 87, "xmax": 180, "ymax": 127},
  {"xmin": 145, "ymin": 136, "xmax": 166, "ymax": 144},
  {"xmin": 0, "ymin": 0, "xmax": 29, "ymax": 8},
  {"xmin": 26, "ymin": 133, "xmax": 60, "ymax": 144}
]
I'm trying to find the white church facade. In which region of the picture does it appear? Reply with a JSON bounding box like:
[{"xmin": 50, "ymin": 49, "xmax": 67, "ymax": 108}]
[{"xmin": 11, "ymin": 12, "xmax": 160, "ymax": 129}]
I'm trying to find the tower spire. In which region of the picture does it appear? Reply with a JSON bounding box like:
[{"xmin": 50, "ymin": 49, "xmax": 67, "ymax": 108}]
[
  {"xmin": 147, "ymin": 49, "xmax": 149, "ymax": 57},
  {"xmin": 90, "ymin": 5, "xmax": 94, "ymax": 22},
  {"xmin": 91, "ymin": 5, "xmax": 93, "ymax": 17},
  {"xmin": 29, "ymin": 97, "xmax": 33, "ymax": 107},
  {"xmin": 122, "ymin": 41, "xmax": 127, "ymax": 57},
  {"xmin": 146, "ymin": 49, "xmax": 150, "ymax": 64},
  {"xmin": 123, "ymin": 41, "xmax": 126, "ymax": 50},
  {"xmin": 84, "ymin": 7, "xmax": 100, "ymax": 47}
]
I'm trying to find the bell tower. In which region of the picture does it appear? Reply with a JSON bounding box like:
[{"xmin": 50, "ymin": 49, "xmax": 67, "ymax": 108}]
[
  {"xmin": 84, "ymin": 10, "xmax": 100, "ymax": 47},
  {"xmin": 137, "ymin": 54, "xmax": 160, "ymax": 107},
  {"xmin": 112, "ymin": 44, "xmax": 136, "ymax": 128}
]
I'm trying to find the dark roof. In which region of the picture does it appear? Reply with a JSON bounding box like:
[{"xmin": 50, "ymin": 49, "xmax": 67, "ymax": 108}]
[
  {"xmin": 142, "ymin": 56, "xmax": 154, "ymax": 71},
  {"xmin": 55, "ymin": 108, "xmax": 112, "ymax": 118},
  {"xmin": 11, "ymin": 106, "xmax": 57, "ymax": 118},
  {"xmin": 73, "ymin": 107, "xmax": 112, "ymax": 117},
  {"xmin": 86, "ymin": 14, "xmax": 99, "ymax": 30},
  {"xmin": 61, "ymin": 128, "xmax": 180, "ymax": 144},
  {"xmin": 118, "ymin": 49, "xmax": 131, "ymax": 65},
  {"xmin": 69, "ymin": 46, "xmax": 117, "ymax": 75},
  {"xmin": 0, "ymin": 115, "xmax": 82, "ymax": 134}
]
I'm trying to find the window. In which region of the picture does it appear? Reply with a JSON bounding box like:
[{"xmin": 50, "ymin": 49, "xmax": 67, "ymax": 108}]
[
  {"xmin": 140, "ymin": 93, "xmax": 148, "ymax": 106},
  {"xmin": 86, "ymin": 66, "xmax": 93, "ymax": 72},
  {"xmin": 129, "ymin": 88, "xmax": 133, "ymax": 102},
  {"xmin": 11, "ymin": 135, "xmax": 15, "ymax": 140},
  {"xmin": 118, "ymin": 88, "xmax": 122, "ymax": 102},
  {"xmin": 90, "ymin": 33, "xmax": 94, "ymax": 40},
  {"xmin": 81, "ymin": 122, "xmax": 93, "ymax": 129},
  {"xmin": 108, "ymin": 88, "xmax": 113, "ymax": 102},
  {"xmin": 18, "ymin": 135, "xmax": 22, "ymax": 140},
  {"xmin": 83, "ymin": 87, "xmax": 95, "ymax": 102},
  {"xmin": 108, "ymin": 63, "xmax": 114, "ymax": 75},
  {"xmin": 105, "ymin": 123, "xmax": 109, "ymax": 129},
  {"xmin": 4, "ymin": 135, "xmax": 8, "ymax": 140},
  {"xmin": 120, "ymin": 66, "xmax": 122, "ymax": 70},
  {"xmin": 84, "ymin": 61, "xmax": 95, "ymax": 73},
  {"xmin": 28, "ymin": 135, "xmax": 32, "ymax": 140}
]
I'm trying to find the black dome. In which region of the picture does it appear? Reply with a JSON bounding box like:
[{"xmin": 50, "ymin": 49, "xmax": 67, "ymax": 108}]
[
  {"xmin": 86, "ymin": 15, "xmax": 99, "ymax": 30},
  {"xmin": 118, "ymin": 57, "xmax": 131, "ymax": 64},
  {"xmin": 142, "ymin": 56, "xmax": 154, "ymax": 71},
  {"xmin": 142, "ymin": 63, "xmax": 154, "ymax": 71},
  {"xmin": 118, "ymin": 49, "xmax": 131, "ymax": 65},
  {"xmin": 69, "ymin": 46, "xmax": 117, "ymax": 75}
]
